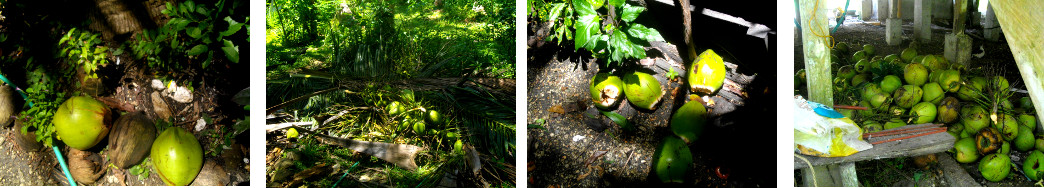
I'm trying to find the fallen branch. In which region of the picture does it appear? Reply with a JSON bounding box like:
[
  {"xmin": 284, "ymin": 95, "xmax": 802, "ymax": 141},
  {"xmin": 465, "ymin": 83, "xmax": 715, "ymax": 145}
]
[{"xmin": 265, "ymin": 123, "xmax": 424, "ymax": 170}]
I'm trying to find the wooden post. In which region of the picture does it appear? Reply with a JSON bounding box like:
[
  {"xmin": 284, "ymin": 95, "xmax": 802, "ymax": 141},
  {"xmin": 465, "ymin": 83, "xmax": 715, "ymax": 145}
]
[
  {"xmin": 991, "ymin": 0, "xmax": 1044, "ymax": 130},
  {"xmin": 799, "ymin": 0, "xmax": 849, "ymax": 186}
]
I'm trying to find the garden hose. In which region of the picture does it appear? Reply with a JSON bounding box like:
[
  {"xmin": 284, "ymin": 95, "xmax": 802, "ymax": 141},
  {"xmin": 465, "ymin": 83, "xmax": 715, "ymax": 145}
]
[
  {"xmin": 331, "ymin": 162, "xmax": 360, "ymax": 188},
  {"xmin": 0, "ymin": 74, "xmax": 76, "ymax": 186}
]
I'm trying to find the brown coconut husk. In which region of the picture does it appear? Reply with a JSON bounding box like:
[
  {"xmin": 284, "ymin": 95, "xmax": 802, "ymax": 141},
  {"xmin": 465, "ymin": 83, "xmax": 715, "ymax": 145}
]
[{"xmin": 107, "ymin": 112, "xmax": 157, "ymax": 169}]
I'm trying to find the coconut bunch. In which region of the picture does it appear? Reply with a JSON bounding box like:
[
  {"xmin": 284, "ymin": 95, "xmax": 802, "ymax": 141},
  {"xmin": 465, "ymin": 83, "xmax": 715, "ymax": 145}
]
[{"xmin": 805, "ymin": 42, "xmax": 1041, "ymax": 182}]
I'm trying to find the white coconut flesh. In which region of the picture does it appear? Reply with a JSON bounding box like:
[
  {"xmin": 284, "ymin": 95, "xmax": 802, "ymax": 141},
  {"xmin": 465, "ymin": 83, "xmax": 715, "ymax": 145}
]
[{"xmin": 599, "ymin": 85, "xmax": 620, "ymax": 107}]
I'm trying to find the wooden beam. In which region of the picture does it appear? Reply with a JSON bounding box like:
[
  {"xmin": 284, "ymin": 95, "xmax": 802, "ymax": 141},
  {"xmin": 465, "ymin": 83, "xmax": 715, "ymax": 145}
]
[
  {"xmin": 991, "ymin": 0, "xmax": 1044, "ymax": 129},
  {"xmin": 798, "ymin": 0, "xmax": 844, "ymax": 186},
  {"xmin": 794, "ymin": 124, "xmax": 956, "ymax": 168}
]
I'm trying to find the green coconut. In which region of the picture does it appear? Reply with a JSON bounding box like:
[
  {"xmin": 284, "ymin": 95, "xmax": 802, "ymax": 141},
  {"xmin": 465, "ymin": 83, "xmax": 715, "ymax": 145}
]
[
  {"xmin": 958, "ymin": 77, "xmax": 987, "ymax": 101},
  {"xmin": 1038, "ymin": 138, "xmax": 1044, "ymax": 152},
  {"xmin": 862, "ymin": 44, "xmax": 875, "ymax": 56},
  {"xmin": 853, "ymin": 51, "xmax": 868, "ymax": 63},
  {"xmin": 858, "ymin": 100, "xmax": 876, "ymax": 117},
  {"xmin": 884, "ymin": 54, "xmax": 900, "ymax": 63},
  {"xmin": 688, "ymin": 49, "xmax": 727, "ymax": 95},
  {"xmin": 1019, "ymin": 113, "xmax": 1037, "ymax": 132},
  {"xmin": 904, "ymin": 63, "xmax": 929, "ymax": 86},
  {"xmin": 977, "ymin": 128, "xmax": 1003, "ymax": 155},
  {"xmin": 453, "ymin": 140, "xmax": 464, "ymax": 155},
  {"xmin": 921, "ymin": 55, "xmax": 949, "ymax": 71},
  {"xmin": 864, "ymin": 121, "xmax": 884, "ymax": 133},
  {"xmin": 388, "ymin": 101, "xmax": 404, "ymax": 116},
  {"xmin": 836, "ymin": 65, "xmax": 856, "ymax": 79},
  {"xmin": 954, "ymin": 137, "xmax": 980, "ymax": 163},
  {"xmin": 152, "ymin": 127, "xmax": 204, "ymax": 186},
  {"xmin": 1026, "ymin": 151, "xmax": 1044, "ymax": 181},
  {"xmin": 1019, "ymin": 97, "xmax": 1035, "ymax": 111},
  {"xmin": 962, "ymin": 105, "xmax": 990, "ymax": 133},
  {"xmin": 286, "ymin": 128, "xmax": 299, "ymax": 138},
  {"xmin": 991, "ymin": 76, "xmax": 1009, "ymax": 92},
  {"xmin": 888, "ymin": 105, "xmax": 907, "ymax": 116},
  {"xmin": 880, "ymin": 75, "xmax": 902, "ymax": 94},
  {"xmin": 854, "ymin": 59, "xmax": 870, "ymax": 73},
  {"xmin": 862, "ymin": 83, "xmax": 884, "ymax": 101},
  {"xmin": 54, "ymin": 96, "xmax": 112, "ymax": 150},
  {"xmin": 654, "ymin": 136, "xmax": 693, "ymax": 183},
  {"xmin": 426, "ymin": 110, "xmax": 445, "ymax": 126},
  {"xmin": 413, "ymin": 121, "xmax": 427, "ymax": 135},
  {"xmin": 949, "ymin": 121, "xmax": 966, "ymax": 139},
  {"xmin": 884, "ymin": 118, "xmax": 906, "ymax": 129},
  {"xmin": 893, "ymin": 85, "xmax": 924, "ymax": 108},
  {"xmin": 868, "ymin": 93, "xmax": 891, "ymax": 109},
  {"xmin": 937, "ymin": 97, "xmax": 961, "ymax": 123},
  {"xmin": 979, "ymin": 153, "xmax": 1011, "ymax": 182},
  {"xmin": 921, "ymin": 83, "xmax": 944, "ymax": 105},
  {"xmin": 836, "ymin": 42, "xmax": 850, "ymax": 53},
  {"xmin": 851, "ymin": 73, "xmax": 870, "ymax": 87},
  {"xmin": 909, "ymin": 102, "xmax": 937, "ymax": 124},
  {"xmin": 996, "ymin": 114, "xmax": 1020, "ymax": 141},
  {"xmin": 590, "ymin": 73, "xmax": 625, "ymax": 110},
  {"xmin": 795, "ymin": 69, "xmax": 806, "ymax": 88},
  {"xmin": 833, "ymin": 77, "xmax": 849, "ymax": 92},
  {"xmin": 938, "ymin": 69, "xmax": 961, "ymax": 93},
  {"xmin": 624, "ymin": 71, "xmax": 665, "ymax": 110},
  {"xmin": 901, "ymin": 48, "xmax": 917, "ymax": 62},
  {"xmin": 671, "ymin": 99, "xmax": 707, "ymax": 144},
  {"xmin": 1015, "ymin": 125, "xmax": 1035, "ymax": 151},
  {"xmin": 1000, "ymin": 141, "xmax": 1011, "ymax": 154}
]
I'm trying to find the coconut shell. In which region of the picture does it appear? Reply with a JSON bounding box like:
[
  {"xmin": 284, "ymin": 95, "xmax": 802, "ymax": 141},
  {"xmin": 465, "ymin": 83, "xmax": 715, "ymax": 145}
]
[
  {"xmin": 107, "ymin": 112, "xmax": 157, "ymax": 168},
  {"xmin": 0, "ymin": 85, "xmax": 13, "ymax": 127}
]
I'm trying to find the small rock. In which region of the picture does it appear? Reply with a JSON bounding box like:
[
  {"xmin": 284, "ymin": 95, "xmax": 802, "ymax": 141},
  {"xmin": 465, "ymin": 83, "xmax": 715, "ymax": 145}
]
[
  {"xmin": 151, "ymin": 79, "xmax": 165, "ymax": 90},
  {"xmin": 190, "ymin": 160, "xmax": 229, "ymax": 186},
  {"xmin": 151, "ymin": 92, "xmax": 171, "ymax": 120},
  {"xmin": 164, "ymin": 81, "xmax": 193, "ymax": 103},
  {"xmin": 195, "ymin": 118, "xmax": 206, "ymax": 132}
]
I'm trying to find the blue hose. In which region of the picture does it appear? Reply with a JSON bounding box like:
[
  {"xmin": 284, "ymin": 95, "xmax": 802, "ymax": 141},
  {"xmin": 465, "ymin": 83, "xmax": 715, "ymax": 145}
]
[
  {"xmin": 331, "ymin": 162, "xmax": 360, "ymax": 188},
  {"xmin": 831, "ymin": 0, "xmax": 851, "ymax": 34},
  {"xmin": 0, "ymin": 74, "xmax": 76, "ymax": 186}
]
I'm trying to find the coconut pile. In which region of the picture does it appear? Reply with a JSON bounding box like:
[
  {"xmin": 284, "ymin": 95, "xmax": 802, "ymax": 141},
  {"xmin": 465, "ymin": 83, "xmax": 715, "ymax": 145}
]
[{"xmin": 796, "ymin": 42, "xmax": 1041, "ymax": 183}]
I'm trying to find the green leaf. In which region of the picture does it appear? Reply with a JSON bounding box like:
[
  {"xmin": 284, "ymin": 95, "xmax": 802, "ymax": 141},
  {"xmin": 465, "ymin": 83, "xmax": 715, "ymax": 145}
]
[
  {"xmin": 221, "ymin": 16, "xmax": 244, "ymax": 36},
  {"xmin": 574, "ymin": 15, "xmax": 599, "ymax": 51},
  {"xmin": 625, "ymin": 24, "xmax": 665, "ymax": 42},
  {"xmin": 221, "ymin": 45, "xmax": 239, "ymax": 63},
  {"xmin": 572, "ymin": 0, "xmax": 596, "ymax": 17},
  {"xmin": 187, "ymin": 44, "xmax": 207, "ymax": 56},
  {"xmin": 608, "ymin": 0, "xmax": 625, "ymax": 8},
  {"xmin": 608, "ymin": 29, "xmax": 632, "ymax": 63},
  {"xmin": 187, "ymin": 26, "xmax": 203, "ymax": 39},
  {"xmin": 545, "ymin": 3, "xmax": 566, "ymax": 29},
  {"xmin": 600, "ymin": 110, "xmax": 632, "ymax": 130},
  {"xmin": 620, "ymin": 4, "xmax": 644, "ymax": 23}
]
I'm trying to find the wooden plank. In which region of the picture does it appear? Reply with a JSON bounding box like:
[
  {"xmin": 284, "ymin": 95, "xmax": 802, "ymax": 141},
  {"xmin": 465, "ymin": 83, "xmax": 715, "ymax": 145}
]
[
  {"xmin": 794, "ymin": 124, "xmax": 956, "ymax": 169},
  {"xmin": 937, "ymin": 153, "xmax": 982, "ymax": 187},
  {"xmin": 991, "ymin": 0, "xmax": 1044, "ymax": 129},
  {"xmin": 798, "ymin": 0, "xmax": 846, "ymax": 185}
]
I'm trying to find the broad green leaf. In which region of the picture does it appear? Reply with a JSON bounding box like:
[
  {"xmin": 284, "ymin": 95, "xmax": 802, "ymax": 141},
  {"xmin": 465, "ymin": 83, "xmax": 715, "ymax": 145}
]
[
  {"xmin": 187, "ymin": 26, "xmax": 203, "ymax": 39},
  {"xmin": 572, "ymin": 0, "xmax": 596, "ymax": 17},
  {"xmin": 545, "ymin": 3, "xmax": 566, "ymax": 29},
  {"xmin": 626, "ymin": 24, "xmax": 665, "ymax": 42},
  {"xmin": 608, "ymin": 29, "xmax": 631, "ymax": 63},
  {"xmin": 221, "ymin": 46, "xmax": 239, "ymax": 63},
  {"xmin": 608, "ymin": 0, "xmax": 625, "ymax": 8},
  {"xmin": 589, "ymin": 0, "xmax": 605, "ymax": 9},
  {"xmin": 221, "ymin": 16, "xmax": 244, "ymax": 36},
  {"xmin": 621, "ymin": 4, "xmax": 644, "ymax": 23},
  {"xmin": 187, "ymin": 44, "xmax": 207, "ymax": 56},
  {"xmin": 574, "ymin": 15, "xmax": 599, "ymax": 51}
]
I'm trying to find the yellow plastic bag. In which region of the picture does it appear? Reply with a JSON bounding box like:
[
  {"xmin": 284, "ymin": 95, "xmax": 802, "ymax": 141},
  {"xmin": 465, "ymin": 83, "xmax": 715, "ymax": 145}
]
[{"xmin": 793, "ymin": 96, "xmax": 872, "ymax": 157}]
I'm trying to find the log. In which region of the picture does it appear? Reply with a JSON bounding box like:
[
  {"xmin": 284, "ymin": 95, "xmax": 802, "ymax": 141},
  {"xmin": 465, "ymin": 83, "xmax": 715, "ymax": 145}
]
[
  {"xmin": 266, "ymin": 124, "xmax": 424, "ymax": 170},
  {"xmin": 794, "ymin": 124, "xmax": 956, "ymax": 169}
]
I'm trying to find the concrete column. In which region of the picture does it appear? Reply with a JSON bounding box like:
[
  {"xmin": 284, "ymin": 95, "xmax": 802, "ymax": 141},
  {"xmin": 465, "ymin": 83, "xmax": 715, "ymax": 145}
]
[
  {"xmin": 945, "ymin": 33, "xmax": 972, "ymax": 67},
  {"xmin": 983, "ymin": 2, "xmax": 1001, "ymax": 41},
  {"xmin": 885, "ymin": 0, "xmax": 903, "ymax": 45},
  {"xmin": 913, "ymin": 0, "xmax": 931, "ymax": 42},
  {"xmin": 886, "ymin": 18, "xmax": 903, "ymax": 45},
  {"xmin": 878, "ymin": 0, "xmax": 889, "ymax": 22},
  {"xmin": 862, "ymin": 0, "xmax": 874, "ymax": 21}
]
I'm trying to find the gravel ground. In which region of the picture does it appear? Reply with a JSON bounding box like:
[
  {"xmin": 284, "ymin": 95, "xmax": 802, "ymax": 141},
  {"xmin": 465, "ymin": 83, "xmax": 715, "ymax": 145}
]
[{"xmin": 0, "ymin": 128, "xmax": 57, "ymax": 186}]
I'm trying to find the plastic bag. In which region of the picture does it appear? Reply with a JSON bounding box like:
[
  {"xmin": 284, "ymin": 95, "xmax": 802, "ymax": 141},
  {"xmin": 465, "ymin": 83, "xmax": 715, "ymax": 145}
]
[{"xmin": 793, "ymin": 96, "xmax": 872, "ymax": 157}]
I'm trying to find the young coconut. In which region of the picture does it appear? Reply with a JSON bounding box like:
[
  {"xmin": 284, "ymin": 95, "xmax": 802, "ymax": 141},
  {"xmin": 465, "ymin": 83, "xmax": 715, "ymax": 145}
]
[
  {"xmin": 671, "ymin": 96, "xmax": 707, "ymax": 144},
  {"xmin": 976, "ymin": 127, "xmax": 1003, "ymax": 155},
  {"xmin": 921, "ymin": 82, "xmax": 945, "ymax": 105},
  {"xmin": 590, "ymin": 73, "xmax": 624, "ymax": 110},
  {"xmin": 53, "ymin": 96, "xmax": 112, "ymax": 150},
  {"xmin": 954, "ymin": 137, "xmax": 979, "ymax": 163},
  {"xmin": 624, "ymin": 71, "xmax": 665, "ymax": 110},
  {"xmin": 995, "ymin": 114, "xmax": 1020, "ymax": 141},
  {"xmin": 1015, "ymin": 125, "xmax": 1035, "ymax": 151},
  {"xmin": 688, "ymin": 49, "xmax": 726, "ymax": 95},
  {"xmin": 904, "ymin": 63, "xmax": 929, "ymax": 86},
  {"xmin": 1026, "ymin": 151, "xmax": 1044, "ymax": 181},
  {"xmin": 879, "ymin": 75, "xmax": 902, "ymax": 94},
  {"xmin": 937, "ymin": 69, "xmax": 961, "ymax": 93},
  {"xmin": 653, "ymin": 136, "xmax": 692, "ymax": 183},
  {"xmin": 152, "ymin": 127, "xmax": 203, "ymax": 186},
  {"xmin": 893, "ymin": 85, "xmax": 923, "ymax": 108},
  {"xmin": 962, "ymin": 105, "xmax": 991, "ymax": 133},
  {"xmin": 937, "ymin": 97, "xmax": 961, "ymax": 123},
  {"xmin": 909, "ymin": 102, "xmax": 937, "ymax": 124},
  {"xmin": 979, "ymin": 153, "xmax": 1011, "ymax": 182}
]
